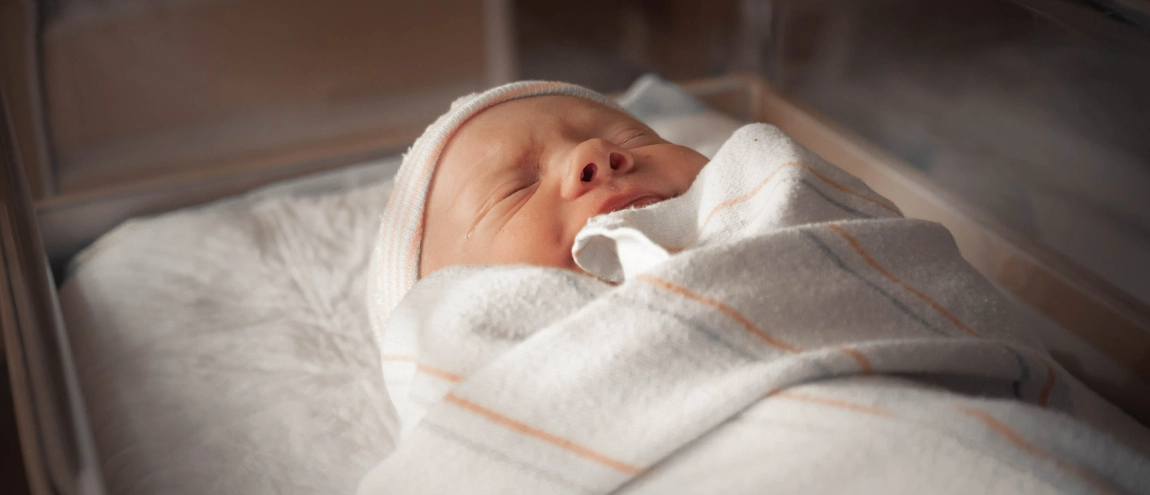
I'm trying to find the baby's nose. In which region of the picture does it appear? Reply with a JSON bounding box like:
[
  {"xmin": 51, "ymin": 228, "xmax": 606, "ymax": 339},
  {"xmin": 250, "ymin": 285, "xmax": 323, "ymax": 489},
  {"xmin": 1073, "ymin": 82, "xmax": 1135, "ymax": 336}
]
[
  {"xmin": 562, "ymin": 139, "xmax": 636, "ymax": 199},
  {"xmin": 579, "ymin": 152, "xmax": 627, "ymax": 183}
]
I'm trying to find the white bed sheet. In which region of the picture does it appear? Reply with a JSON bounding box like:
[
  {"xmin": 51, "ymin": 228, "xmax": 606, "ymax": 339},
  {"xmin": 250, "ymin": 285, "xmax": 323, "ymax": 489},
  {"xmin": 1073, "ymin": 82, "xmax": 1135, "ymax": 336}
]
[
  {"xmin": 61, "ymin": 164, "xmax": 402, "ymax": 494},
  {"xmin": 58, "ymin": 76, "xmax": 743, "ymax": 494}
]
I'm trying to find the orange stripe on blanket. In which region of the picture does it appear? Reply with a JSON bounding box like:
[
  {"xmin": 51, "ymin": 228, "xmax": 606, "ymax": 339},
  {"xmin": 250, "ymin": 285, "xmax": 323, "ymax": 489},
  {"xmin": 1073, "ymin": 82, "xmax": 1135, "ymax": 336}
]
[
  {"xmin": 380, "ymin": 355, "xmax": 465, "ymax": 383},
  {"xmin": 773, "ymin": 391, "xmax": 893, "ymax": 418},
  {"xmin": 417, "ymin": 364, "xmax": 465, "ymax": 383},
  {"xmin": 838, "ymin": 347, "xmax": 874, "ymax": 373},
  {"xmin": 956, "ymin": 406, "xmax": 1119, "ymax": 495},
  {"xmin": 667, "ymin": 163, "xmax": 792, "ymax": 250},
  {"xmin": 827, "ymin": 224, "xmax": 983, "ymax": 338},
  {"xmin": 637, "ymin": 275, "xmax": 801, "ymax": 353},
  {"xmin": 770, "ymin": 395, "xmax": 1115, "ymax": 492},
  {"xmin": 667, "ymin": 162, "xmax": 900, "ymax": 251},
  {"xmin": 793, "ymin": 163, "xmax": 901, "ymax": 216},
  {"xmin": 444, "ymin": 393, "xmax": 643, "ymax": 475}
]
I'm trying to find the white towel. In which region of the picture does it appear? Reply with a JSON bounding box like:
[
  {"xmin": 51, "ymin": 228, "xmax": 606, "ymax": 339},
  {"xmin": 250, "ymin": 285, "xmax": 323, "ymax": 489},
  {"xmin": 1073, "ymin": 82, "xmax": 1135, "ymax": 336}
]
[{"xmin": 359, "ymin": 124, "xmax": 1150, "ymax": 494}]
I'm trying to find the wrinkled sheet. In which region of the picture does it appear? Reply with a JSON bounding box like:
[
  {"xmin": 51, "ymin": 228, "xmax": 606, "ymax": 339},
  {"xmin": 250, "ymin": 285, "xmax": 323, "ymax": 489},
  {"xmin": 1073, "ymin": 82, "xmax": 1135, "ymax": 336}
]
[
  {"xmin": 60, "ymin": 165, "xmax": 400, "ymax": 495},
  {"xmin": 360, "ymin": 124, "xmax": 1150, "ymax": 494}
]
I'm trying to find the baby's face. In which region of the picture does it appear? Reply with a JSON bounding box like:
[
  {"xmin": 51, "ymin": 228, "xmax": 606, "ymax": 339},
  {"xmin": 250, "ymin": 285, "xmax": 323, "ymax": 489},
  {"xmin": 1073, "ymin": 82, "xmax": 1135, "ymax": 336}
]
[{"xmin": 420, "ymin": 95, "xmax": 708, "ymax": 276}]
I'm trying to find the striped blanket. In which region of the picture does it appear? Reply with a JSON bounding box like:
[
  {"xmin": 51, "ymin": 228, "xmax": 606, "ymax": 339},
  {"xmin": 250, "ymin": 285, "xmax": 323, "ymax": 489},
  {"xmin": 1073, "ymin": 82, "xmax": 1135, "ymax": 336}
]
[{"xmin": 359, "ymin": 124, "xmax": 1150, "ymax": 494}]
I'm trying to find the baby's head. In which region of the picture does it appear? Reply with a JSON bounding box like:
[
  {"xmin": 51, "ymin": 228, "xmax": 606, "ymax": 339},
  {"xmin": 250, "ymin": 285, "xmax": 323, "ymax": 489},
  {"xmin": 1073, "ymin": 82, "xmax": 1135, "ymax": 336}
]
[
  {"xmin": 369, "ymin": 82, "xmax": 707, "ymax": 327},
  {"xmin": 422, "ymin": 92, "xmax": 708, "ymax": 275}
]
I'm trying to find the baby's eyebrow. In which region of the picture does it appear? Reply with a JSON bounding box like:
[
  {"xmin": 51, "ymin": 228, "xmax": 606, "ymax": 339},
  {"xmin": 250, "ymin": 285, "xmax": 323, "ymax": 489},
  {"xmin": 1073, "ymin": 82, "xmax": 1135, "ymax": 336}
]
[{"xmin": 511, "ymin": 135, "xmax": 541, "ymax": 172}]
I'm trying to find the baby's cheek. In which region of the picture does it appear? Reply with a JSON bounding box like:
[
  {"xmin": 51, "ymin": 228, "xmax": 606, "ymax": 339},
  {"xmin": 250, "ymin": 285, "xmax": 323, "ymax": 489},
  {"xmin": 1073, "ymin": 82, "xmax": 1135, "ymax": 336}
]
[
  {"xmin": 679, "ymin": 145, "xmax": 709, "ymax": 167},
  {"xmin": 486, "ymin": 221, "xmax": 569, "ymax": 269}
]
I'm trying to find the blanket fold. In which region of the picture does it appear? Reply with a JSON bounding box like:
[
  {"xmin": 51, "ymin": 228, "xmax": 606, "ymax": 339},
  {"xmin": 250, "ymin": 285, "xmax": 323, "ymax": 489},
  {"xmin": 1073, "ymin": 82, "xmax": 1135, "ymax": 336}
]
[{"xmin": 360, "ymin": 124, "xmax": 1150, "ymax": 495}]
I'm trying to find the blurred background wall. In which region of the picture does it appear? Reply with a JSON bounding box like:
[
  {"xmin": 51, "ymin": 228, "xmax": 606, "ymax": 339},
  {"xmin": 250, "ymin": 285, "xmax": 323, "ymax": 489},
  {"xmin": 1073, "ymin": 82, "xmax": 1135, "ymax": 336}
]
[
  {"xmin": 7, "ymin": 0, "xmax": 1150, "ymax": 304},
  {"xmin": 771, "ymin": 0, "xmax": 1150, "ymax": 305}
]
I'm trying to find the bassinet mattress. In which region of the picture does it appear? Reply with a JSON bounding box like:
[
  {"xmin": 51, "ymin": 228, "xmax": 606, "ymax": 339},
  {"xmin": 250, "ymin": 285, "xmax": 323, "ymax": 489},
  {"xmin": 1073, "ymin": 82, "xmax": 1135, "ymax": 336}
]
[{"xmin": 57, "ymin": 76, "xmax": 744, "ymax": 494}]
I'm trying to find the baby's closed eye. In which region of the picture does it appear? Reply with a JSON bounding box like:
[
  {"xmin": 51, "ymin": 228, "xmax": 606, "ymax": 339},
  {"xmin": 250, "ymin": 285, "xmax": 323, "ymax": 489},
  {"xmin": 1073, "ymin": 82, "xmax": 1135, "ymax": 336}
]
[
  {"xmin": 619, "ymin": 130, "xmax": 647, "ymax": 146},
  {"xmin": 504, "ymin": 181, "xmax": 537, "ymax": 200},
  {"xmin": 617, "ymin": 129, "xmax": 666, "ymax": 149}
]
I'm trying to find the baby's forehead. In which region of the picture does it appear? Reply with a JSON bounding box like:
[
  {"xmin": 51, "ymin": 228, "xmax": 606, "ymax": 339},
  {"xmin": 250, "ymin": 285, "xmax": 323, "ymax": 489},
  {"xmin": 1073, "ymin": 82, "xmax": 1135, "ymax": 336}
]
[{"xmin": 476, "ymin": 95, "xmax": 632, "ymax": 130}]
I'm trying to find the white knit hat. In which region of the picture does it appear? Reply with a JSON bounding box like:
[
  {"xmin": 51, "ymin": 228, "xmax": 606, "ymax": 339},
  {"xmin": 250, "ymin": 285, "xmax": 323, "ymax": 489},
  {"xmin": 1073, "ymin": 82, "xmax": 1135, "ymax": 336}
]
[{"xmin": 366, "ymin": 81, "xmax": 622, "ymax": 340}]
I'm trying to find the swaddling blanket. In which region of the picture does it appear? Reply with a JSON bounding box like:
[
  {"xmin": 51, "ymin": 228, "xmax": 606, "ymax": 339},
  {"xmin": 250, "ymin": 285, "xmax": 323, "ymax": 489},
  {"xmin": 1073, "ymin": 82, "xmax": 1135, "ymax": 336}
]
[{"xmin": 359, "ymin": 124, "xmax": 1150, "ymax": 494}]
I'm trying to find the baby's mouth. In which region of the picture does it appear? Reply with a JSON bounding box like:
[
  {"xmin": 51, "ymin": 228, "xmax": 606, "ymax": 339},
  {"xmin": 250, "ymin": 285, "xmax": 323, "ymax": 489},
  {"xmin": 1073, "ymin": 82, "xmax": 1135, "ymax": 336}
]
[
  {"xmin": 622, "ymin": 196, "xmax": 663, "ymax": 210},
  {"xmin": 596, "ymin": 192, "xmax": 668, "ymax": 216}
]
